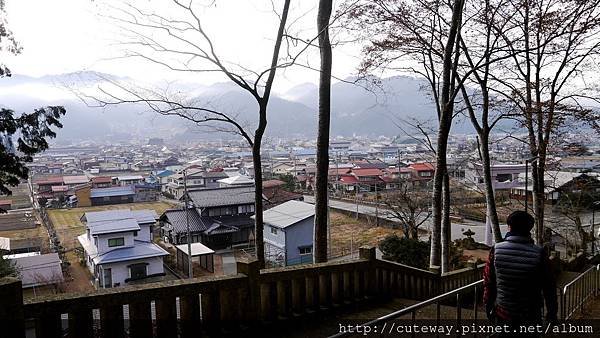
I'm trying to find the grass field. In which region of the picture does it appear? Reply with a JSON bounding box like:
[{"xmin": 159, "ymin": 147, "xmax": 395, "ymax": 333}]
[
  {"xmin": 329, "ymin": 211, "xmax": 405, "ymax": 257},
  {"xmin": 48, "ymin": 201, "xmax": 176, "ymax": 250}
]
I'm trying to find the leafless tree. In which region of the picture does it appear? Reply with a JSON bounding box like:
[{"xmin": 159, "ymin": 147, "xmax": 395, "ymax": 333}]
[
  {"xmin": 381, "ymin": 181, "xmax": 431, "ymax": 240},
  {"xmin": 489, "ymin": 0, "xmax": 600, "ymax": 245},
  {"xmin": 455, "ymin": 0, "xmax": 523, "ymax": 243},
  {"xmin": 78, "ymin": 0, "xmax": 297, "ymax": 267},
  {"xmin": 344, "ymin": 0, "xmax": 466, "ymax": 273}
]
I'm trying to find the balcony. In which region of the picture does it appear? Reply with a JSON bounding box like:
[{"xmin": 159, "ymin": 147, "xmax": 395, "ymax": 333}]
[{"xmin": 2, "ymin": 247, "xmax": 484, "ymax": 338}]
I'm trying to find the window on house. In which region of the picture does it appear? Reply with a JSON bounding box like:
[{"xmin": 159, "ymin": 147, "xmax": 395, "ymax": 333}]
[
  {"xmin": 299, "ymin": 246, "xmax": 312, "ymax": 255},
  {"xmin": 270, "ymin": 227, "xmax": 278, "ymax": 235},
  {"xmin": 129, "ymin": 263, "xmax": 147, "ymax": 280},
  {"xmin": 496, "ymin": 173, "xmax": 512, "ymax": 182},
  {"xmin": 133, "ymin": 231, "xmax": 138, "ymax": 237},
  {"xmin": 108, "ymin": 237, "xmax": 125, "ymax": 247}
]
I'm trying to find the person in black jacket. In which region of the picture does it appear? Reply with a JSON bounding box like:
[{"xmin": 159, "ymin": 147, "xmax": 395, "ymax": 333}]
[{"xmin": 483, "ymin": 211, "xmax": 557, "ymax": 329}]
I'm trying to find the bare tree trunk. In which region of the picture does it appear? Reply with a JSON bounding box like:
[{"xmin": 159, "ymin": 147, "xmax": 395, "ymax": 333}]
[
  {"xmin": 314, "ymin": 0, "xmax": 333, "ymax": 263},
  {"xmin": 430, "ymin": 131, "xmax": 447, "ymax": 268},
  {"xmin": 441, "ymin": 171, "xmax": 451, "ymax": 272},
  {"xmin": 430, "ymin": 0, "xmax": 464, "ymax": 272},
  {"xmin": 253, "ymin": 105, "xmax": 267, "ymax": 267},
  {"xmin": 533, "ymin": 159, "xmax": 545, "ymax": 245},
  {"xmin": 479, "ymin": 134, "xmax": 502, "ymax": 243}
]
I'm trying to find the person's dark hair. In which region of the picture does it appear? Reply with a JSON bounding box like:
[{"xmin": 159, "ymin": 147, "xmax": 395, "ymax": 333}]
[{"xmin": 506, "ymin": 211, "xmax": 534, "ymax": 235}]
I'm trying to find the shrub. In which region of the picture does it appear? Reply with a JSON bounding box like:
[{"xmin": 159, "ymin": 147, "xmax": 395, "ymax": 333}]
[{"xmin": 379, "ymin": 235, "xmax": 430, "ymax": 269}]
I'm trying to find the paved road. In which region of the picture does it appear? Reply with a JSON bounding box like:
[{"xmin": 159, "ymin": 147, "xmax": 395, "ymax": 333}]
[
  {"xmin": 303, "ymin": 195, "xmax": 508, "ymax": 243},
  {"xmin": 303, "ymin": 195, "xmax": 401, "ymax": 222}
]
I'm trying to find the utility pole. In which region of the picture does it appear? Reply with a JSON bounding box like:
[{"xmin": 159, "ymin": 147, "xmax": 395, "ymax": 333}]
[
  {"xmin": 375, "ymin": 182, "xmax": 379, "ymax": 226},
  {"xmin": 397, "ymin": 149, "xmax": 401, "ymax": 190},
  {"xmin": 335, "ymin": 151, "xmax": 339, "ymax": 197},
  {"xmin": 183, "ymin": 169, "xmax": 193, "ymax": 278},
  {"xmin": 355, "ymin": 183, "xmax": 359, "ymax": 219}
]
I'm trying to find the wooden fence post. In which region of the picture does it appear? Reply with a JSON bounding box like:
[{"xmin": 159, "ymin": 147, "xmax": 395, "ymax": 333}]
[
  {"xmin": 0, "ymin": 277, "xmax": 25, "ymax": 338},
  {"xmin": 236, "ymin": 258, "xmax": 261, "ymax": 324},
  {"xmin": 359, "ymin": 246, "xmax": 376, "ymax": 299}
]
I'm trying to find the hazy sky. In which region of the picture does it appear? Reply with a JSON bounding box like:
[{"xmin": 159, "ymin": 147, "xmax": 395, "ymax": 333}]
[{"xmin": 4, "ymin": 0, "xmax": 363, "ymax": 94}]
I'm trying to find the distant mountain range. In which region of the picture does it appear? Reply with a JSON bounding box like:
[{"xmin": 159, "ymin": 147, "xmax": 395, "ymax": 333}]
[{"xmin": 0, "ymin": 71, "xmax": 478, "ymax": 143}]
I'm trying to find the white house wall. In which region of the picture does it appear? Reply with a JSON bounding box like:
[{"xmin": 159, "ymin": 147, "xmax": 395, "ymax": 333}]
[
  {"xmin": 96, "ymin": 231, "xmax": 135, "ymax": 254},
  {"xmin": 100, "ymin": 256, "xmax": 164, "ymax": 288},
  {"xmin": 263, "ymin": 224, "xmax": 285, "ymax": 249}
]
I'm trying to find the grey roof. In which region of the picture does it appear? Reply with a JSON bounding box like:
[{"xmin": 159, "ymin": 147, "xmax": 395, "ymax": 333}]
[
  {"xmin": 201, "ymin": 171, "xmax": 229, "ymax": 179},
  {"xmin": 90, "ymin": 186, "xmax": 135, "ymax": 198},
  {"xmin": 129, "ymin": 210, "xmax": 159, "ymax": 224},
  {"xmin": 162, "ymin": 208, "xmax": 207, "ymax": 233},
  {"xmin": 161, "ymin": 209, "xmax": 252, "ymax": 235},
  {"xmin": 83, "ymin": 209, "xmax": 158, "ymax": 224},
  {"xmin": 259, "ymin": 200, "xmax": 314, "ymax": 229},
  {"xmin": 204, "ymin": 222, "xmax": 238, "ymax": 235},
  {"xmin": 88, "ymin": 218, "xmax": 141, "ymax": 235},
  {"xmin": 188, "ymin": 186, "xmax": 255, "ymax": 208},
  {"xmin": 94, "ymin": 240, "xmax": 169, "ymax": 264},
  {"xmin": 12, "ymin": 253, "xmax": 63, "ymax": 287},
  {"xmin": 218, "ymin": 175, "xmax": 254, "ymax": 186}
]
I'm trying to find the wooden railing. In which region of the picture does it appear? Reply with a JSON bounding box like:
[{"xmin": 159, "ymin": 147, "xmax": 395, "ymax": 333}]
[{"xmin": 1, "ymin": 247, "xmax": 484, "ymax": 338}]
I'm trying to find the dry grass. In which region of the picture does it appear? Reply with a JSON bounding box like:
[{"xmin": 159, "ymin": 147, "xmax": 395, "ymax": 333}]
[
  {"xmin": 0, "ymin": 224, "xmax": 47, "ymax": 241},
  {"xmin": 48, "ymin": 201, "xmax": 176, "ymax": 250},
  {"xmin": 329, "ymin": 212, "xmax": 404, "ymax": 255}
]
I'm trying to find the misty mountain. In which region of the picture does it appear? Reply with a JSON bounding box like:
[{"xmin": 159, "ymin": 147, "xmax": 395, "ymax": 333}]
[{"xmin": 0, "ymin": 71, "xmax": 476, "ymax": 143}]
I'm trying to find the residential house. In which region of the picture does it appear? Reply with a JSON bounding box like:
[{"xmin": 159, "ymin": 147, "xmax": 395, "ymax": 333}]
[
  {"xmin": 153, "ymin": 169, "xmax": 174, "ymax": 188},
  {"xmin": 353, "ymin": 160, "xmax": 388, "ymax": 170},
  {"xmin": 89, "ymin": 186, "xmax": 136, "ymax": 206},
  {"xmin": 163, "ymin": 169, "xmax": 205, "ymax": 199},
  {"xmin": 222, "ymin": 167, "xmax": 242, "ymax": 177},
  {"xmin": 218, "ymin": 175, "xmax": 254, "ymax": 188},
  {"xmin": 408, "ymin": 162, "xmax": 435, "ymax": 186},
  {"xmin": 62, "ymin": 175, "xmax": 90, "ymax": 188},
  {"xmin": 34, "ymin": 176, "xmax": 64, "ymax": 200},
  {"xmin": 346, "ymin": 168, "xmax": 385, "ymax": 192},
  {"xmin": 10, "ymin": 253, "xmax": 63, "ymax": 288},
  {"xmin": 78, "ymin": 209, "xmax": 168, "ymax": 289},
  {"xmin": 261, "ymin": 200, "xmax": 315, "ymax": 267},
  {"xmin": 271, "ymin": 162, "xmax": 294, "ymax": 176},
  {"xmin": 159, "ymin": 186, "xmax": 256, "ymax": 249},
  {"xmin": 330, "ymin": 140, "xmax": 352, "ymax": 153},
  {"xmin": 510, "ymin": 171, "xmax": 600, "ymax": 204},
  {"xmin": 91, "ymin": 176, "xmax": 113, "ymax": 189},
  {"xmin": 263, "ymin": 179, "xmax": 303, "ymax": 209},
  {"xmin": 116, "ymin": 175, "xmax": 144, "ymax": 186},
  {"xmin": 464, "ymin": 163, "xmax": 527, "ymax": 191},
  {"xmin": 202, "ymin": 171, "xmax": 229, "ymax": 188}
]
